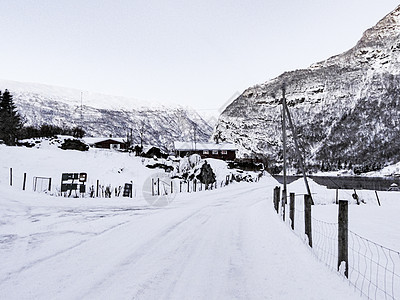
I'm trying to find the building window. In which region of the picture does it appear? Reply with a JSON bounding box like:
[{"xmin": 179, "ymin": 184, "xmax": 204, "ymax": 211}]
[
  {"xmin": 221, "ymin": 150, "xmax": 227, "ymax": 155},
  {"xmin": 203, "ymin": 150, "xmax": 209, "ymax": 154},
  {"xmin": 212, "ymin": 150, "xmax": 218, "ymax": 155}
]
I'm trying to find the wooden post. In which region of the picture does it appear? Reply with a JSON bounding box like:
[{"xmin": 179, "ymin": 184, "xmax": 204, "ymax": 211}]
[
  {"xmin": 10, "ymin": 168, "xmax": 12, "ymax": 186},
  {"xmin": 304, "ymin": 194, "xmax": 312, "ymax": 247},
  {"xmin": 352, "ymin": 189, "xmax": 360, "ymax": 205},
  {"xmin": 282, "ymin": 189, "xmax": 286, "ymax": 221},
  {"xmin": 194, "ymin": 179, "xmax": 197, "ymax": 192},
  {"xmin": 171, "ymin": 181, "xmax": 173, "ymax": 194},
  {"xmin": 290, "ymin": 192, "xmax": 295, "ymax": 230},
  {"xmin": 281, "ymin": 88, "xmax": 288, "ymax": 219},
  {"xmin": 96, "ymin": 180, "xmax": 99, "ymax": 197},
  {"xmin": 336, "ymin": 189, "xmax": 339, "ymax": 204},
  {"xmin": 22, "ymin": 173, "xmax": 27, "ymax": 191},
  {"xmin": 157, "ymin": 178, "xmax": 160, "ymax": 196},
  {"xmin": 273, "ymin": 186, "xmax": 280, "ymax": 214},
  {"xmin": 187, "ymin": 180, "xmax": 189, "ymax": 193},
  {"xmin": 180, "ymin": 181, "xmax": 182, "ymax": 193},
  {"xmin": 151, "ymin": 179, "xmax": 154, "ymax": 196},
  {"xmin": 375, "ymin": 191, "xmax": 381, "ymax": 206},
  {"xmin": 48, "ymin": 178, "xmax": 52, "ymax": 192},
  {"xmin": 338, "ymin": 200, "xmax": 349, "ymax": 278}
]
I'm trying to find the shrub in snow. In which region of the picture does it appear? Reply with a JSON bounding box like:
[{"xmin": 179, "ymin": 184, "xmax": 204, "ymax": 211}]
[
  {"xmin": 146, "ymin": 163, "xmax": 174, "ymax": 172},
  {"xmin": 60, "ymin": 139, "xmax": 89, "ymax": 151},
  {"xmin": 178, "ymin": 154, "xmax": 202, "ymax": 175},
  {"xmin": 188, "ymin": 154, "xmax": 201, "ymax": 168},
  {"xmin": 196, "ymin": 161, "xmax": 216, "ymax": 187}
]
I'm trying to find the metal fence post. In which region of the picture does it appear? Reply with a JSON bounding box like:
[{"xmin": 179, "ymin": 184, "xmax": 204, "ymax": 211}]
[{"xmin": 338, "ymin": 200, "xmax": 349, "ymax": 278}]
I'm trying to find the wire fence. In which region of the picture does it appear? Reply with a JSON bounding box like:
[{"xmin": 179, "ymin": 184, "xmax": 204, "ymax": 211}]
[
  {"xmin": 348, "ymin": 231, "xmax": 400, "ymax": 300},
  {"xmin": 278, "ymin": 191, "xmax": 400, "ymax": 300}
]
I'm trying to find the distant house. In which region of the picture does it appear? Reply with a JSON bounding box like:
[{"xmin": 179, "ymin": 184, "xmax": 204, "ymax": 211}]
[
  {"xmin": 144, "ymin": 146, "xmax": 168, "ymax": 158},
  {"xmin": 84, "ymin": 137, "xmax": 127, "ymax": 150},
  {"xmin": 174, "ymin": 141, "xmax": 237, "ymax": 161}
]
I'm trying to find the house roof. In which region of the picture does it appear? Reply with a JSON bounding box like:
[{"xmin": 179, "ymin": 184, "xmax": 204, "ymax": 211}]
[
  {"xmin": 174, "ymin": 141, "xmax": 237, "ymax": 151},
  {"xmin": 83, "ymin": 137, "xmax": 126, "ymax": 145}
]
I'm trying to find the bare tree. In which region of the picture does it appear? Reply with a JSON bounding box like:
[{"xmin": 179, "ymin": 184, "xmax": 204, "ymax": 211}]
[{"xmin": 136, "ymin": 119, "xmax": 147, "ymax": 149}]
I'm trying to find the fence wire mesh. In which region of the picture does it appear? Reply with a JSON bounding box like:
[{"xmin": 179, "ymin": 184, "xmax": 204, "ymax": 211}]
[
  {"xmin": 278, "ymin": 193, "xmax": 400, "ymax": 300},
  {"xmin": 348, "ymin": 230, "xmax": 400, "ymax": 300}
]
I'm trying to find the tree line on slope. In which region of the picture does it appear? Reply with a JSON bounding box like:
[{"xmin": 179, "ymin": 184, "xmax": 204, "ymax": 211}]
[{"xmin": 0, "ymin": 89, "xmax": 85, "ymax": 145}]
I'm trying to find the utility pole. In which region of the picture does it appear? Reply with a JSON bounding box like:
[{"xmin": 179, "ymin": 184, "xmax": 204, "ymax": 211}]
[
  {"xmin": 193, "ymin": 124, "xmax": 197, "ymax": 152},
  {"xmin": 282, "ymin": 90, "xmax": 314, "ymax": 204},
  {"xmin": 80, "ymin": 91, "xmax": 83, "ymax": 129},
  {"xmin": 281, "ymin": 87, "xmax": 288, "ymax": 214}
]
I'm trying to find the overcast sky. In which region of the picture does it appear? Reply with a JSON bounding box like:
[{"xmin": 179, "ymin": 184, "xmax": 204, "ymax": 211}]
[{"xmin": 0, "ymin": 1, "xmax": 399, "ymax": 114}]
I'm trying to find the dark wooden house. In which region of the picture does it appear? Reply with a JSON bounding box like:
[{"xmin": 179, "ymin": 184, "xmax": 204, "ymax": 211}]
[
  {"xmin": 174, "ymin": 141, "xmax": 237, "ymax": 161},
  {"xmin": 84, "ymin": 137, "xmax": 127, "ymax": 150}
]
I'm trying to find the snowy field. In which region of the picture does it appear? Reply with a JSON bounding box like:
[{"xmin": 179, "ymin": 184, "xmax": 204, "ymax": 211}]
[{"xmin": 1, "ymin": 145, "xmax": 399, "ymax": 299}]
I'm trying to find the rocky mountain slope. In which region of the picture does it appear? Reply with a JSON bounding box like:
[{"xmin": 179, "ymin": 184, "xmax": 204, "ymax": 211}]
[
  {"xmin": 214, "ymin": 5, "xmax": 400, "ymax": 171},
  {"xmin": 0, "ymin": 79, "xmax": 212, "ymax": 152}
]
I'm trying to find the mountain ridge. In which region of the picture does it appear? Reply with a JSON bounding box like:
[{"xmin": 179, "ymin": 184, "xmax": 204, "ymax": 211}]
[
  {"xmin": 214, "ymin": 5, "xmax": 400, "ymax": 170},
  {"xmin": 0, "ymin": 79, "xmax": 212, "ymax": 152}
]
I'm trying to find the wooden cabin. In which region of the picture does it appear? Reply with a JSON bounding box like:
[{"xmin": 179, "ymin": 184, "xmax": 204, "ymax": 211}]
[
  {"xmin": 174, "ymin": 141, "xmax": 237, "ymax": 161},
  {"xmin": 84, "ymin": 137, "xmax": 127, "ymax": 150}
]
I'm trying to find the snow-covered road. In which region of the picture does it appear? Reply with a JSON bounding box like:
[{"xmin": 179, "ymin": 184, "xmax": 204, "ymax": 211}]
[{"xmin": 0, "ymin": 179, "xmax": 360, "ymax": 299}]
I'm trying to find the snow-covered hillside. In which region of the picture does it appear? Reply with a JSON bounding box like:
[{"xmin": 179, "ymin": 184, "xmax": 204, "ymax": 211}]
[{"xmin": 0, "ymin": 79, "xmax": 213, "ymax": 151}]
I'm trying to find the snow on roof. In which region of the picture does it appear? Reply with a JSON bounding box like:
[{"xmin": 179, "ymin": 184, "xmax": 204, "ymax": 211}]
[
  {"xmin": 174, "ymin": 141, "xmax": 237, "ymax": 151},
  {"xmin": 83, "ymin": 137, "xmax": 126, "ymax": 145}
]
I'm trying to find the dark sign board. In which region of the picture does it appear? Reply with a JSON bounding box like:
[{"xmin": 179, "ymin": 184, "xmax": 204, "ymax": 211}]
[
  {"xmin": 61, "ymin": 173, "xmax": 87, "ymax": 196},
  {"xmin": 123, "ymin": 183, "xmax": 133, "ymax": 198}
]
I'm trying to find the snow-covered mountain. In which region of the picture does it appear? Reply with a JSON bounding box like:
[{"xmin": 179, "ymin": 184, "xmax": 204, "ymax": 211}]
[
  {"xmin": 213, "ymin": 5, "xmax": 400, "ymax": 169},
  {"xmin": 0, "ymin": 79, "xmax": 212, "ymax": 152}
]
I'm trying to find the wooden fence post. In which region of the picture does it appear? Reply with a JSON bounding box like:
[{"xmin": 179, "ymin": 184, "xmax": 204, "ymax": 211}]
[
  {"xmin": 375, "ymin": 191, "xmax": 381, "ymax": 206},
  {"xmin": 96, "ymin": 180, "xmax": 99, "ymax": 197},
  {"xmin": 282, "ymin": 189, "xmax": 287, "ymax": 221},
  {"xmin": 290, "ymin": 192, "xmax": 295, "ymax": 230},
  {"xmin": 180, "ymin": 181, "xmax": 182, "ymax": 193},
  {"xmin": 48, "ymin": 178, "xmax": 52, "ymax": 192},
  {"xmin": 273, "ymin": 186, "xmax": 280, "ymax": 214},
  {"xmin": 338, "ymin": 200, "xmax": 349, "ymax": 278},
  {"xmin": 10, "ymin": 168, "xmax": 12, "ymax": 186},
  {"xmin": 336, "ymin": 189, "xmax": 339, "ymax": 204},
  {"xmin": 171, "ymin": 181, "xmax": 173, "ymax": 194},
  {"xmin": 157, "ymin": 178, "xmax": 160, "ymax": 196},
  {"xmin": 304, "ymin": 194, "xmax": 312, "ymax": 247},
  {"xmin": 22, "ymin": 173, "xmax": 27, "ymax": 191},
  {"xmin": 187, "ymin": 180, "xmax": 190, "ymax": 192}
]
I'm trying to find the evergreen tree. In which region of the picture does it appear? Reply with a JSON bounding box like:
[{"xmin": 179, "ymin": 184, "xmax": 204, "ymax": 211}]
[{"xmin": 0, "ymin": 89, "xmax": 23, "ymax": 145}]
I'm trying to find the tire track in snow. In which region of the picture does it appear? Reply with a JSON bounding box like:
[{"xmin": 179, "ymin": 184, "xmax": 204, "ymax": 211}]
[{"xmin": 80, "ymin": 184, "xmax": 269, "ymax": 299}]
